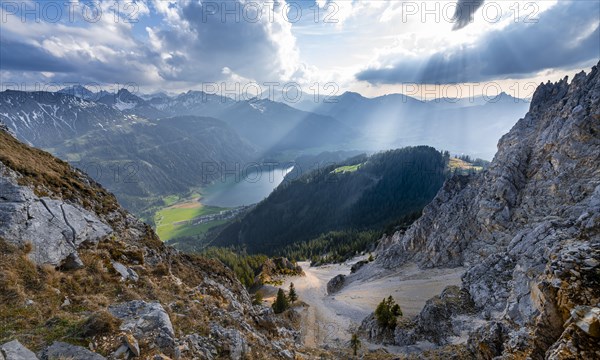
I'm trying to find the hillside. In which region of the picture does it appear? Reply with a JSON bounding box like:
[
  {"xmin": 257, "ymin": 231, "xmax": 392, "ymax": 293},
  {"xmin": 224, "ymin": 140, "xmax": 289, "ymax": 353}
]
[
  {"xmin": 211, "ymin": 146, "xmax": 449, "ymax": 256},
  {"xmin": 53, "ymin": 115, "xmax": 256, "ymax": 214},
  {"xmin": 0, "ymin": 125, "xmax": 308, "ymax": 359},
  {"xmin": 355, "ymin": 62, "xmax": 600, "ymax": 357}
]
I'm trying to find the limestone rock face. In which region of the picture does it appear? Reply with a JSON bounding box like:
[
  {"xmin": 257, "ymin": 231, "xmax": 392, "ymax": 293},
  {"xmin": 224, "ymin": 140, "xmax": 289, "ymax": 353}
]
[
  {"xmin": 359, "ymin": 63, "xmax": 600, "ymax": 357},
  {"xmin": 0, "ymin": 164, "xmax": 112, "ymax": 266}
]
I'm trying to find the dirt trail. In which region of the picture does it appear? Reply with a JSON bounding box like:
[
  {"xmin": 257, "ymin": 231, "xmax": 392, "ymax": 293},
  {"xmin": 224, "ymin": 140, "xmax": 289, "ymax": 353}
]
[{"xmin": 282, "ymin": 259, "xmax": 465, "ymax": 349}]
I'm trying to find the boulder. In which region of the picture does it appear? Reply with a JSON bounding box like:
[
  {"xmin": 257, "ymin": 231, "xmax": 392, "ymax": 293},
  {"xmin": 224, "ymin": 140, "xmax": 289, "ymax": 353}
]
[
  {"xmin": 39, "ymin": 341, "xmax": 105, "ymax": 360},
  {"xmin": 109, "ymin": 301, "xmax": 178, "ymax": 358},
  {"xmin": 60, "ymin": 253, "xmax": 85, "ymax": 270},
  {"xmin": 571, "ymin": 306, "xmax": 600, "ymax": 338},
  {"xmin": 326, "ymin": 274, "xmax": 346, "ymax": 295},
  {"xmin": 350, "ymin": 260, "xmax": 368, "ymax": 274},
  {"xmin": 112, "ymin": 261, "xmax": 139, "ymax": 282},
  {"xmin": 210, "ymin": 324, "xmax": 248, "ymax": 360},
  {"xmin": 0, "ymin": 340, "xmax": 38, "ymax": 360},
  {"xmin": 180, "ymin": 334, "xmax": 217, "ymax": 360},
  {"xmin": 122, "ymin": 333, "xmax": 140, "ymax": 357}
]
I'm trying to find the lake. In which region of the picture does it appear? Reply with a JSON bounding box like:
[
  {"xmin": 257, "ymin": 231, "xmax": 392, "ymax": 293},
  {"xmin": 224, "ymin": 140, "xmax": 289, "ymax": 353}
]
[{"xmin": 201, "ymin": 164, "xmax": 294, "ymax": 208}]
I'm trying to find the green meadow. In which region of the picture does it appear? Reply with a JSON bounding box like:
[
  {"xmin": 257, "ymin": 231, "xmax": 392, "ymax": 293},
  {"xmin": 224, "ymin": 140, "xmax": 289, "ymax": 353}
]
[{"xmin": 154, "ymin": 194, "xmax": 226, "ymax": 241}]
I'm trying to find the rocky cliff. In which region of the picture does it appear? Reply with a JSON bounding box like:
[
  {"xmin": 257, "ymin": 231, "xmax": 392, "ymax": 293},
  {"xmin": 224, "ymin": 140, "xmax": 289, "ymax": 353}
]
[
  {"xmin": 0, "ymin": 128, "xmax": 303, "ymax": 359},
  {"xmin": 359, "ymin": 63, "xmax": 600, "ymax": 358}
]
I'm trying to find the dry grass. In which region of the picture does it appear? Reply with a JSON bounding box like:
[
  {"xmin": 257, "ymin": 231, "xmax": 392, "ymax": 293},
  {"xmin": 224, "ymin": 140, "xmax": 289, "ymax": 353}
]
[{"xmin": 0, "ymin": 235, "xmax": 243, "ymax": 354}]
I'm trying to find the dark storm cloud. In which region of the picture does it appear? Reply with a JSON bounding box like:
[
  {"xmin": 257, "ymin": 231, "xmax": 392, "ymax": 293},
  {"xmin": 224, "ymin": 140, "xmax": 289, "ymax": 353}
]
[
  {"xmin": 356, "ymin": 1, "xmax": 600, "ymax": 85},
  {"xmin": 0, "ymin": 40, "xmax": 76, "ymax": 73},
  {"xmin": 452, "ymin": 0, "xmax": 485, "ymax": 30},
  {"xmin": 150, "ymin": 0, "xmax": 292, "ymax": 83}
]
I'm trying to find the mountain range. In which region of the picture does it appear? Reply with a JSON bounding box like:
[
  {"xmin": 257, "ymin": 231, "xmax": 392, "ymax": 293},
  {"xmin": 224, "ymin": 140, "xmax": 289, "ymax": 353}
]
[{"xmin": 0, "ymin": 85, "xmax": 528, "ymax": 217}]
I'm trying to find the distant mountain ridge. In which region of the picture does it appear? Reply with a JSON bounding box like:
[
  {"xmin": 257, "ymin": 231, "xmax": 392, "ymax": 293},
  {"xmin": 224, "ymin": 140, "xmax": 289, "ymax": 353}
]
[
  {"xmin": 0, "ymin": 90, "xmax": 130, "ymax": 147},
  {"xmin": 50, "ymin": 85, "xmax": 529, "ymax": 158},
  {"xmin": 0, "ymin": 85, "xmax": 531, "ymax": 216},
  {"xmin": 53, "ymin": 87, "xmax": 356, "ymax": 153}
]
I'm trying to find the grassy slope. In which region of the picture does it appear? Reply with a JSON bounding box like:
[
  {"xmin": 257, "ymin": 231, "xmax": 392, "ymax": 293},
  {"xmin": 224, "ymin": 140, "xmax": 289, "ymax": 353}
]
[
  {"xmin": 332, "ymin": 163, "xmax": 362, "ymax": 173},
  {"xmin": 448, "ymin": 157, "xmax": 483, "ymax": 173},
  {"xmin": 0, "ymin": 131, "xmax": 120, "ymax": 219}
]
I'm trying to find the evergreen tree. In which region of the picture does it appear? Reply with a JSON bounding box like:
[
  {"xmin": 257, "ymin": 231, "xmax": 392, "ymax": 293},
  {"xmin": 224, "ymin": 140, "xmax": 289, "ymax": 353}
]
[
  {"xmin": 272, "ymin": 288, "xmax": 289, "ymax": 314},
  {"xmin": 350, "ymin": 333, "xmax": 361, "ymax": 356},
  {"xmin": 288, "ymin": 282, "xmax": 298, "ymax": 303},
  {"xmin": 375, "ymin": 296, "xmax": 402, "ymax": 329}
]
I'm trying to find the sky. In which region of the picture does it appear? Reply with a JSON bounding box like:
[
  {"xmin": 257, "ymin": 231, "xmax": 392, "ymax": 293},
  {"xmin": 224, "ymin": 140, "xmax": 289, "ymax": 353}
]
[{"xmin": 0, "ymin": 0, "xmax": 598, "ymax": 99}]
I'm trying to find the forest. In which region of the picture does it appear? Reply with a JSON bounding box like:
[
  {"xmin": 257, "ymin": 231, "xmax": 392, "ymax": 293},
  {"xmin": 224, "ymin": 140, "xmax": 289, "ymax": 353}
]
[{"xmin": 211, "ymin": 146, "xmax": 450, "ymax": 255}]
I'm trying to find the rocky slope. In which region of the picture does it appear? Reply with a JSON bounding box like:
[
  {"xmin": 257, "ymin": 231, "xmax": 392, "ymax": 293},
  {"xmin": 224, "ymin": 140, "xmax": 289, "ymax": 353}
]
[
  {"xmin": 0, "ymin": 128, "xmax": 304, "ymax": 359},
  {"xmin": 358, "ymin": 63, "xmax": 600, "ymax": 358}
]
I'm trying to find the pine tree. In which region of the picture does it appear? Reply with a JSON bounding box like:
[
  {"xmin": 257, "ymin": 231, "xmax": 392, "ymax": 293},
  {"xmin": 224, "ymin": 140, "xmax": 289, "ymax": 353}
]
[
  {"xmin": 375, "ymin": 296, "xmax": 402, "ymax": 329},
  {"xmin": 288, "ymin": 282, "xmax": 298, "ymax": 303},
  {"xmin": 272, "ymin": 288, "xmax": 289, "ymax": 314},
  {"xmin": 350, "ymin": 333, "xmax": 361, "ymax": 356}
]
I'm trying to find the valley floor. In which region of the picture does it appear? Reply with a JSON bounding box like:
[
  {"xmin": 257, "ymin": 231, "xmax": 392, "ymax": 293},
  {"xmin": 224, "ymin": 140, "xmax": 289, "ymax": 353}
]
[{"xmin": 281, "ymin": 259, "xmax": 465, "ymax": 352}]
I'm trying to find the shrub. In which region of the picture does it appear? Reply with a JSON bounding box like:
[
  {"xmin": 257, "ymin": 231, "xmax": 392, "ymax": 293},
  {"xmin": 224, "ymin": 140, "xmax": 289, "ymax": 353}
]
[
  {"xmin": 350, "ymin": 333, "xmax": 361, "ymax": 356},
  {"xmin": 80, "ymin": 310, "xmax": 122, "ymax": 337},
  {"xmin": 252, "ymin": 291, "xmax": 264, "ymax": 306}
]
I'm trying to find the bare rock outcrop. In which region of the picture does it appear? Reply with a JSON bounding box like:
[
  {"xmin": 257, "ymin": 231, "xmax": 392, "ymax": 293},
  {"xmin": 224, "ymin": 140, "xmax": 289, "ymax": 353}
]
[
  {"xmin": 0, "ymin": 163, "xmax": 112, "ymax": 266},
  {"xmin": 326, "ymin": 274, "xmax": 346, "ymax": 295},
  {"xmin": 39, "ymin": 342, "xmax": 106, "ymax": 360},
  {"xmin": 358, "ymin": 62, "xmax": 600, "ymax": 357}
]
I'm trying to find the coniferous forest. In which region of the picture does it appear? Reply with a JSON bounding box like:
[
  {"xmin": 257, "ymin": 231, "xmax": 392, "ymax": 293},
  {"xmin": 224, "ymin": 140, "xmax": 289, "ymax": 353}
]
[{"xmin": 211, "ymin": 146, "xmax": 450, "ymax": 256}]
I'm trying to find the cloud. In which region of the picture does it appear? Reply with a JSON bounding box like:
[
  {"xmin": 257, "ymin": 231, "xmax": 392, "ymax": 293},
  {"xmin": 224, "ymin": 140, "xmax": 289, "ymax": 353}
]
[
  {"xmin": 0, "ymin": 40, "xmax": 76, "ymax": 73},
  {"xmin": 356, "ymin": 0, "xmax": 600, "ymax": 85},
  {"xmin": 0, "ymin": 0, "xmax": 304, "ymax": 88},
  {"xmin": 452, "ymin": 0, "xmax": 485, "ymax": 30},
  {"xmin": 151, "ymin": 0, "xmax": 301, "ymax": 82}
]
